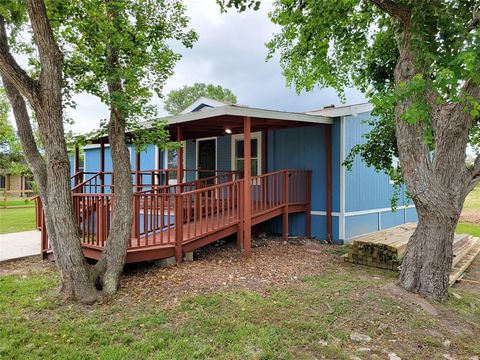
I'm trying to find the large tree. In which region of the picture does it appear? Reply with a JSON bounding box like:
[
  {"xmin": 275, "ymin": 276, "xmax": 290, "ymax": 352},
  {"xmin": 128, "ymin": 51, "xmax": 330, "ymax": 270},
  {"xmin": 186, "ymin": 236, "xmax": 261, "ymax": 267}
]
[
  {"xmin": 0, "ymin": 0, "xmax": 195, "ymax": 303},
  {"xmin": 164, "ymin": 82, "xmax": 237, "ymax": 115},
  {"xmin": 221, "ymin": 0, "xmax": 480, "ymax": 301}
]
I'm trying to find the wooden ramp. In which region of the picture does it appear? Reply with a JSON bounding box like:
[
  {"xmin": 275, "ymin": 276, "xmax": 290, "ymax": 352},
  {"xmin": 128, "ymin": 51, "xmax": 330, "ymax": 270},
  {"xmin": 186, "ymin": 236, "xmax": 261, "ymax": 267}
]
[
  {"xmin": 344, "ymin": 224, "xmax": 480, "ymax": 286},
  {"xmin": 39, "ymin": 169, "xmax": 312, "ymax": 264}
]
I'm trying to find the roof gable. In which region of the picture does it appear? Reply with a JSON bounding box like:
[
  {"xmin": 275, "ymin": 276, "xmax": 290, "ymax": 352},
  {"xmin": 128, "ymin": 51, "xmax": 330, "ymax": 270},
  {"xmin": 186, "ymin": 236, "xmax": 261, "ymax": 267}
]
[{"xmin": 179, "ymin": 96, "xmax": 232, "ymax": 114}]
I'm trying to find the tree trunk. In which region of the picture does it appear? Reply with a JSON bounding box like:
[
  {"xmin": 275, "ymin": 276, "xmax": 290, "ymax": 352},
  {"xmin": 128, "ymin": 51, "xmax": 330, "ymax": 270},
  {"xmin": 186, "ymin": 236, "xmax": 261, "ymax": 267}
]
[
  {"xmin": 399, "ymin": 203, "xmax": 459, "ymax": 301},
  {"xmin": 95, "ymin": 112, "xmax": 133, "ymax": 295},
  {"xmin": 393, "ymin": 21, "xmax": 477, "ymax": 301},
  {"xmin": 0, "ymin": 4, "xmax": 101, "ymax": 303},
  {"xmin": 93, "ymin": 0, "xmax": 134, "ymax": 295}
]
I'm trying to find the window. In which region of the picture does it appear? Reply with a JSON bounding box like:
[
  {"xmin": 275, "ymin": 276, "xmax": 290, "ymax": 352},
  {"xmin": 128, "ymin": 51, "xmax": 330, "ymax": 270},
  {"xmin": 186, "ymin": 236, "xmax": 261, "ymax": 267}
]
[
  {"xmin": 0, "ymin": 175, "xmax": 5, "ymax": 189},
  {"xmin": 231, "ymin": 132, "xmax": 262, "ymax": 176}
]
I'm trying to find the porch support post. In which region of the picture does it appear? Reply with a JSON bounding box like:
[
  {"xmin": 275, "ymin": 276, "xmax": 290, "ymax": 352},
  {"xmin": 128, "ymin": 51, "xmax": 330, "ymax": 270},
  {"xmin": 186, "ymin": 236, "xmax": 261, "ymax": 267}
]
[
  {"xmin": 135, "ymin": 146, "xmax": 141, "ymax": 192},
  {"xmin": 100, "ymin": 140, "xmax": 105, "ymax": 193},
  {"xmin": 325, "ymin": 125, "xmax": 332, "ymax": 243},
  {"xmin": 176, "ymin": 126, "xmax": 183, "ymax": 185},
  {"xmin": 74, "ymin": 144, "xmax": 80, "ymax": 186},
  {"xmin": 156, "ymin": 146, "xmax": 162, "ymax": 185},
  {"xmin": 243, "ymin": 116, "xmax": 252, "ymax": 256}
]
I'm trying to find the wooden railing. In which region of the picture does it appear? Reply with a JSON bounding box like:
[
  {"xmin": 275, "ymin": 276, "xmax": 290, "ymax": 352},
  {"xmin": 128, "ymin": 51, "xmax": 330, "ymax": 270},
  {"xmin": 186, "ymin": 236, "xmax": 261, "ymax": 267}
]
[
  {"xmin": 71, "ymin": 169, "xmax": 241, "ymax": 194},
  {"xmin": 39, "ymin": 169, "xmax": 311, "ymax": 261},
  {"xmin": 177, "ymin": 179, "xmax": 244, "ymax": 242}
]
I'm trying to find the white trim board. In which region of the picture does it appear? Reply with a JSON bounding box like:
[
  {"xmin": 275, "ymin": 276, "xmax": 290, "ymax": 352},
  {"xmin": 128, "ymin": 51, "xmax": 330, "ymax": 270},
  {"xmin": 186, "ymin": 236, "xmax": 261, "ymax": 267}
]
[
  {"xmin": 339, "ymin": 116, "xmax": 346, "ymax": 240},
  {"xmin": 343, "ymin": 205, "xmax": 415, "ymax": 217},
  {"xmin": 306, "ymin": 103, "xmax": 373, "ymax": 117},
  {"xmin": 311, "ymin": 211, "xmax": 341, "ymax": 217},
  {"xmin": 310, "ymin": 205, "xmax": 415, "ymax": 218}
]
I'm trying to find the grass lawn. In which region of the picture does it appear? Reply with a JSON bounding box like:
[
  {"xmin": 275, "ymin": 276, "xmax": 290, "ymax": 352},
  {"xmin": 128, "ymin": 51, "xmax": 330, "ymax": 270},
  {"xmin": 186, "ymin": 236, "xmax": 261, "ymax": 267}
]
[
  {"xmin": 457, "ymin": 222, "xmax": 480, "ymax": 237},
  {"xmin": 0, "ymin": 207, "xmax": 36, "ymax": 234},
  {"xmin": 0, "ymin": 241, "xmax": 479, "ymax": 360},
  {"xmin": 463, "ymin": 184, "xmax": 480, "ymax": 209},
  {"xmin": 0, "ymin": 199, "xmax": 35, "ymax": 207}
]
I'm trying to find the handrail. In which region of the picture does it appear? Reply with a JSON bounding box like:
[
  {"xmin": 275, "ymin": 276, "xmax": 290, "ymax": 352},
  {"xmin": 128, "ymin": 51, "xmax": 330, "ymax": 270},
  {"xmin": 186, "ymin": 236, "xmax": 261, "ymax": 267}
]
[
  {"xmin": 40, "ymin": 168, "xmax": 311, "ymax": 261},
  {"xmin": 71, "ymin": 172, "xmax": 102, "ymax": 193}
]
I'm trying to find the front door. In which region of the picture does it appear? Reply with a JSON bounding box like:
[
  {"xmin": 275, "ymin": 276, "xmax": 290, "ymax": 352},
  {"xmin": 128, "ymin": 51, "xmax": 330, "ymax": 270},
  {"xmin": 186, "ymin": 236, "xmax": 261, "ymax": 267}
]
[{"xmin": 197, "ymin": 139, "xmax": 216, "ymax": 179}]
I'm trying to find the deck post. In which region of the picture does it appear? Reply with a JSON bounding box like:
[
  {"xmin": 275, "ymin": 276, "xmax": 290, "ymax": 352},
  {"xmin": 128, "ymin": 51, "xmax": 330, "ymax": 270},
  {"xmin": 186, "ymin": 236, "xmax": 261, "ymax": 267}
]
[
  {"xmin": 156, "ymin": 146, "xmax": 162, "ymax": 185},
  {"xmin": 174, "ymin": 194, "xmax": 183, "ymax": 263},
  {"xmin": 100, "ymin": 140, "xmax": 105, "ymax": 193},
  {"xmin": 325, "ymin": 125, "xmax": 332, "ymax": 243},
  {"xmin": 176, "ymin": 126, "xmax": 183, "ymax": 185},
  {"xmin": 243, "ymin": 116, "xmax": 252, "ymax": 256},
  {"xmin": 135, "ymin": 145, "xmax": 141, "ymax": 192},
  {"xmin": 237, "ymin": 182, "xmax": 244, "ymax": 250},
  {"xmin": 283, "ymin": 170, "xmax": 289, "ymax": 241},
  {"xmin": 132, "ymin": 194, "xmax": 140, "ymax": 240},
  {"xmin": 74, "ymin": 144, "xmax": 80, "ymax": 186}
]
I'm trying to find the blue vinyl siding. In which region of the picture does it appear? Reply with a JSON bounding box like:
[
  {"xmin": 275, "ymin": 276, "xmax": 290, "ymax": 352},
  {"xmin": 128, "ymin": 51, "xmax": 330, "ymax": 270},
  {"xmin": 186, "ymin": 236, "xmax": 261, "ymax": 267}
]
[
  {"xmin": 217, "ymin": 135, "xmax": 231, "ymax": 171},
  {"xmin": 381, "ymin": 210, "xmax": 405, "ymax": 230},
  {"xmin": 344, "ymin": 112, "xmax": 408, "ymax": 212},
  {"xmin": 268, "ymin": 125, "xmax": 328, "ymax": 212},
  {"xmin": 139, "ymin": 145, "xmax": 157, "ymax": 171},
  {"xmin": 345, "ymin": 213, "xmax": 378, "ymax": 239},
  {"xmin": 267, "ymin": 124, "xmax": 340, "ymax": 241},
  {"xmin": 406, "ymin": 207, "xmax": 418, "ymax": 222},
  {"xmin": 185, "ymin": 140, "xmax": 196, "ymax": 181}
]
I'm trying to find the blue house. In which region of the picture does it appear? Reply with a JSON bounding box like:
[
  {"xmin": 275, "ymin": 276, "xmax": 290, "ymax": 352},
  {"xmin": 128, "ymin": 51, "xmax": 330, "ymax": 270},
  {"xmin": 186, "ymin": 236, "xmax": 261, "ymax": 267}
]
[{"xmin": 44, "ymin": 97, "xmax": 416, "ymax": 262}]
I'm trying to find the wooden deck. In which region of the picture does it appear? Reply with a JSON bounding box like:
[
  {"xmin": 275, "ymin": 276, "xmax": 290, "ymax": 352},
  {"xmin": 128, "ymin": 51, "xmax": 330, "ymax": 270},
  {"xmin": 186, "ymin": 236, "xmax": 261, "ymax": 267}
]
[{"xmin": 38, "ymin": 169, "xmax": 312, "ymax": 263}]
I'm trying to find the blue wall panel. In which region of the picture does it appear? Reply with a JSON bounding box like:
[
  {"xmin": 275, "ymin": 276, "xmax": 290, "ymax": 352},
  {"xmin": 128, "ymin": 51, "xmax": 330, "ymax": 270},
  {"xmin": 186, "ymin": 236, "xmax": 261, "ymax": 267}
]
[
  {"xmin": 139, "ymin": 144, "xmax": 157, "ymax": 171},
  {"xmin": 345, "ymin": 213, "xmax": 378, "ymax": 239},
  {"xmin": 344, "ymin": 112, "xmax": 408, "ymax": 212},
  {"xmin": 186, "ymin": 140, "xmax": 196, "ymax": 182},
  {"xmin": 268, "ymin": 125, "xmax": 327, "ymax": 212},
  {"xmin": 217, "ymin": 135, "xmax": 231, "ymax": 171},
  {"xmin": 381, "ymin": 210, "xmax": 405, "ymax": 230},
  {"xmin": 330, "ymin": 118, "xmax": 341, "ymax": 213},
  {"xmin": 406, "ymin": 207, "xmax": 418, "ymax": 222}
]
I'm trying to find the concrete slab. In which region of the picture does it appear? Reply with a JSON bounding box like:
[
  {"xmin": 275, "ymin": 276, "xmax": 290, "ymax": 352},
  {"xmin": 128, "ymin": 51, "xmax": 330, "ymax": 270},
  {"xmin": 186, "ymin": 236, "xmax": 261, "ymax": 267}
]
[{"xmin": 0, "ymin": 230, "xmax": 41, "ymax": 263}]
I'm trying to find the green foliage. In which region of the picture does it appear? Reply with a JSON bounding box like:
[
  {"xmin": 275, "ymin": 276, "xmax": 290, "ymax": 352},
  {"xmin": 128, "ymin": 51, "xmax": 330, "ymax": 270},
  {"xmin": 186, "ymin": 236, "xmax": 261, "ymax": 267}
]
[
  {"xmin": 216, "ymin": 0, "xmax": 261, "ymax": 12},
  {"xmin": 4, "ymin": 0, "xmax": 198, "ymax": 151},
  {"xmin": 261, "ymin": 0, "xmax": 480, "ymax": 204},
  {"xmin": 0, "ymin": 87, "xmax": 29, "ymax": 176},
  {"xmin": 163, "ymin": 83, "xmax": 238, "ymax": 115}
]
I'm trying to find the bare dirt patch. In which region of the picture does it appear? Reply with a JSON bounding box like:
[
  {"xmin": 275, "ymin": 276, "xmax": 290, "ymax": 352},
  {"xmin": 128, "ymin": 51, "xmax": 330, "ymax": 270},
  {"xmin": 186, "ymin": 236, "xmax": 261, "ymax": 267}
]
[
  {"xmin": 118, "ymin": 236, "xmax": 332, "ymax": 306},
  {"xmin": 460, "ymin": 208, "xmax": 480, "ymax": 224},
  {"xmin": 0, "ymin": 256, "xmax": 53, "ymax": 277}
]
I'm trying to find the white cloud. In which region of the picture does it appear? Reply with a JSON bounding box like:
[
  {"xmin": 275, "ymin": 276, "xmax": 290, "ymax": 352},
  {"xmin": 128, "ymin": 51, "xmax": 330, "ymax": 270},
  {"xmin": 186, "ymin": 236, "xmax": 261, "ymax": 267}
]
[{"xmin": 38, "ymin": 0, "xmax": 367, "ymax": 135}]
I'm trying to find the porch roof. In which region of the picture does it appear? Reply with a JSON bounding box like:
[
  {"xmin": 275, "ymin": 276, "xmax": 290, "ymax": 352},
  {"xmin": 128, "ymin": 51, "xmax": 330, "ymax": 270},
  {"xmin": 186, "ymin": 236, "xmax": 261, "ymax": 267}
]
[{"xmin": 144, "ymin": 105, "xmax": 333, "ymax": 140}]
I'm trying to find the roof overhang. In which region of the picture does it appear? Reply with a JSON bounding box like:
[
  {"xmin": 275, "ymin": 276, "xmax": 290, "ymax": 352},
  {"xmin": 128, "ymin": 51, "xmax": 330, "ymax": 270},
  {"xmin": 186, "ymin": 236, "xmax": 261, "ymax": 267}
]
[{"xmin": 143, "ymin": 105, "xmax": 333, "ymax": 140}]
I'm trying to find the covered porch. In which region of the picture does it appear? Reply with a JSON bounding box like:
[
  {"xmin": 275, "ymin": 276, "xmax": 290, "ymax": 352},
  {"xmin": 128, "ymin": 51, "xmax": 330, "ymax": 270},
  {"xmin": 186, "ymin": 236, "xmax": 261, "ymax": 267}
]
[{"xmin": 38, "ymin": 106, "xmax": 333, "ymax": 263}]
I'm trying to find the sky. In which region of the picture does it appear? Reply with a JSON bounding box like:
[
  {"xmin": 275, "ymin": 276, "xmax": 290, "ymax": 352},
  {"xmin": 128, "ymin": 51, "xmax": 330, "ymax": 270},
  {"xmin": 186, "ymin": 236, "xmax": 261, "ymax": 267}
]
[{"xmin": 64, "ymin": 0, "xmax": 366, "ymax": 135}]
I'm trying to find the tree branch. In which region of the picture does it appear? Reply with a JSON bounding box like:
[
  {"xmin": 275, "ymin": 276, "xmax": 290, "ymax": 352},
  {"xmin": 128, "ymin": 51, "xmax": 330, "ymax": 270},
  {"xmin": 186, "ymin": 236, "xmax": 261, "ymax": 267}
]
[
  {"xmin": 1, "ymin": 77, "xmax": 47, "ymax": 193},
  {"xmin": 467, "ymin": 154, "xmax": 480, "ymax": 193},
  {"xmin": 467, "ymin": 4, "xmax": 480, "ymax": 32},
  {"xmin": 369, "ymin": 0, "xmax": 411, "ymax": 23},
  {"xmin": 0, "ymin": 16, "xmax": 39, "ymax": 106}
]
